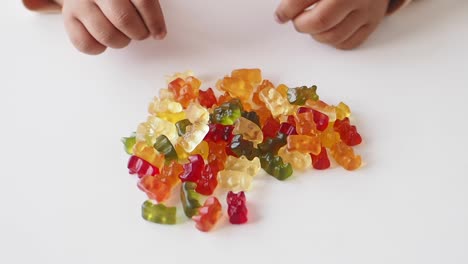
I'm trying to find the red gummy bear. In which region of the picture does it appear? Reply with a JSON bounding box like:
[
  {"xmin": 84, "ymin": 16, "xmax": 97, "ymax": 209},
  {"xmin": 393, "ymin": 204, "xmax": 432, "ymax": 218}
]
[
  {"xmin": 286, "ymin": 115, "xmax": 296, "ymax": 127},
  {"xmin": 204, "ymin": 123, "xmax": 235, "ymax": 142},
  {"xmin": 310, "ymin": 147, "xmax": 331, "ymax": 170},
  {"xmin": 262, "ymin": 117, "xmax": 281, "ymax": 140},
  {"xmin": 198, "ymin": 88, "xmax": 218, "ymax": 108},
  {"xmin": 278, "ymin": 122, "xmax": 297, "ymax": 136},
  {"xmin": 297, "ymin": 107, "xmax": 329, "ymax": 131},
  {"xmin": 179, "ymin": 155, "xmax": 218, "ymax": 195},
  {"xmin": 179, "ymin": 155, "xmax": 204, "ymax": 182},
  {"xmin": 127, "ymin": 156, "xmax": 160, "ymax": 178},
  {"xmin": 192, "ymin": 197, "xmax": 222, "ymax": 232},
  {"xmin": 333, "ymin": 118, "xmax": 362, "ymax": 146},
  {"xmin": 196, "ymin": 162, "xmax": 219, "ymax": 196},
  {"xmin": 227, "ymin": 191, "xmax": 248, "ymax": 224}
]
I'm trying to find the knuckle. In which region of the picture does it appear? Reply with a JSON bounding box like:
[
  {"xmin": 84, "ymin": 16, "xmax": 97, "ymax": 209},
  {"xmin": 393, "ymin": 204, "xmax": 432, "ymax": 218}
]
[
  {"xmin": 114, "ymin": 11, "xmax": 133, "ymax": 28},
  {"xmin": 74, "ymin": 38, "xmax": 104, "ymax": 54},
  {"xmin": 311, "ymin": 13, "xmax": 331, "ymax": 30}
]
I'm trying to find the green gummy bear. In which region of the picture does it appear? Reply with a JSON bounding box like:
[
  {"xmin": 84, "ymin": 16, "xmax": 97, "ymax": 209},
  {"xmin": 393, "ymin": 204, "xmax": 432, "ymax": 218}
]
[
  {"xmin": 141, "ymin": 201, "xmax": 177, "ymax": 225},
  {"xmin": 153, "ymin": 135, "xmax": 178, "ymax": 163},
  {"xmin": 212, "ymin": 99, "xmax": 243, "ymax": 125},
  {"xmin": 121, "ymin": 132, "xmax": 136, "ymax": 155},
  {"xmin": 260, "ymin": 152, "xmax": 293, "ymax": 181},
  {"xmin": 230, "ymin": 134, "xmax": 260, "ymax": 160},
  {"xmin": 287, "ymin": 85, "xmax": 319, "ymax": 105},
  {"xmin": 180, "ymin": 182, "xmax": 203, "ymax": 218},
  {"xmin": 175, "ymin": 119, "xmax": 192, "ymax": 136},
  {"xmin": 258, "ymin": 133, "xmax": 287, "ymax": 155}
]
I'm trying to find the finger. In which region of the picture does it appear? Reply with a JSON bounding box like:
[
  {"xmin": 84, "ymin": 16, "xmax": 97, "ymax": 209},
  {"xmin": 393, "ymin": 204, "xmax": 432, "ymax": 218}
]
[
  {"xmin": 64, "ymin": 17, "xmax": 106, "ymax": 55},
  {"xmin": 131, "ymin": 0, "xmax": 167, "ymax": 39},
  {"xmin": 77, "ymin": 3, "xmax": 131, "ymax": 49},
  {"xmin": 336, "ymin": 23, "xmax": 376, "ymax": 50},
  {"xmin": 96, "ymin": 0, "xmax": 149, "ymax": 40},
  {"xmin": 275, "ymin": 0, "xmax": 319, "ymax": 24},
  {"xmin": 293, "ymin": 0, "xmax": 355, "ymax": 34},
  {"xmin": 312, "ymin": 10, "xmax": 365, "ymax": 45}
]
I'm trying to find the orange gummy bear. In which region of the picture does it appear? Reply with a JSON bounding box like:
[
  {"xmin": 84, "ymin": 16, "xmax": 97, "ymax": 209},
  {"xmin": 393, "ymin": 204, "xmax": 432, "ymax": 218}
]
[{"xmin": 287, "ymin": 134, "xmax": 321, "ymax": 155}]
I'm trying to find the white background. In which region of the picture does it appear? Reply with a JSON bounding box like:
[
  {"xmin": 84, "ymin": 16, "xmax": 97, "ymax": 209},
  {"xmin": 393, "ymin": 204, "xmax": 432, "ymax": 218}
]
[{"xmin": 1, "ymin": 1, "xmax": 467, "ymax": 263}]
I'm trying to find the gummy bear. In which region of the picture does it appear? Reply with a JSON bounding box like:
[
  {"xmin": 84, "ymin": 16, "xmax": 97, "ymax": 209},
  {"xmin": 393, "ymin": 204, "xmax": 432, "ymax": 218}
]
[
  {"xmin": 178, "ymin": 122, "xmax": 209, "ymax": 153},
  {"xmin": 204, "ymin": 123, "xmax": 235, "ymax": 142},
  {"xmin": 255, "ymin": 106, "xmax": 273, "ymax": 127},
  {"xmin": 198, "ymin": 88, "xmax": 218, "ymax": 108},
  {"xmin": 190, "ymin": 140, "xmax": 209, "ymax": 160},
  {"xmin": 259, "ymin": 88, "xmax": 290, "ymax": 118},
  {"xmin": 180, "ymin": 182, "xmax": 203, "ymax": 218},
  {"xmin": 207, "ymin": 140, "xmax": 227, "ymax": 171},
  {"xmin": 287, "ymin": 85, "xmax": 319, "ymax": 105},
  {"xmin": 217, "ymin": 76, "xmax": 253, "ymax": 102},
  {"xmin": 192, "ymin": 197, "xmax": 222, "ymax": 232},
  {"xmin": 311, "ymin": 147, "xmax": 331, "ymax": 170},
  {"xmin": 231, "ymin": 68, "xmax": 262, "ymax": 85},
  {"xmin": 294, "ymin": 111, "xmax": 319, "ymax": 136},
  {"xmin": 330, "ymin": 142, "xmax": 362, "ymax": 171},
  {"xmin": 148, "ymin": 97, "xmax": 183, "ymax": 116},
  {"xmin": 168, "ymin": 76, "xmax": 201, "ymax": 108},
  {"xmin": 179, "ymin": 154, "xmax": 204, "ymax": 183},
  {"xmin": 196, "ymin": 162, "xmax": 219, "ymax": 195},
  {"xmin": 258, "ymin": 133, "xmax": 287, "ymax": 155},
  {"xmin": 333, "ymin": 118, "xmax": 362, "ymax": 146},
  {"xmin": 136, "ymin": 116, "xmax": 178, "ymax": 146},
  {"xmin": 287, "ymin": 135, "xmax": 321, "ymax": 155},
  {"xmin": 278, "ymin": 122, "xmax": 297, "ymax": 136},
  {"xmin": 262, "ymin": 117, "xmax": 281, "ymax": 140},
  {"xmin": 297, "ymin": 107, "xmax": 329, "ymax": 132},
  {"xmin": 252, "ymin": 80, "xmax": 274, "ymax": 107},
  {"xmin": 305, "ymin": 99, "xmax": 336, "ymax": 122},
  {"xmin": 127, "ymin": 155, "xmax": 160, "ymax": 178},
  {"xmin": 133, "ymin": 141, "xmax": 165, "ymax": 169},
  {"xmin": 175, "ymin": 119, "xmax": 192, "ymax": 136},
  {"xmin": 121, "ymin": 133, "xmax": 136, "ymax": 155},
  {"xmin": 165, "ymin": 70, "xmax": 194, "ymax": 84},
  {"xmin": 259, "ymin": 152, "xmax": 293, "ymax": 181},
  {"xmin": 157, "ymin": 160, "xmax": 183, "ymax": 187},
  {"xmin": 276, "ymin": 84, "xmax": 289, "ymax": 98},
  {"xmin": 212, "ymin": 99, "xmax": 243, "ymax": 125},
  {"xmin": 335, "ymin": 102, "xmax": 351, "ymax": 120},
  {"xmin": 233, "ymin": 117, "xmax": 263, "ymax": 145},
  {"xmin": 153, "ymin": 135, "xmax": 179, "ymax": 163},
  {"xmin": 227, "ymin": 191, "xmax": 248, "ymax": 224},
  {"xmin": 229, "ymin": 134, "xmax": 259, "ymax": 160},
  {"xmin": 319, "ymin": 124, "xmax": 341, "ymax": 148},
  {"xmin": 142, "ymin": 201, "xmax": 176, "ymax": 225},
  {"xmin": 186, "ymin": 102, "xmax": 210, "ymax": 124},
  {"xmin": 138, "ymin": 174, "xmax": 171, "ymax": 202},
  {"xmin": 278, "ymin": 146, "xmax": 312, "ymax": 171},
  {"xmin": 217, "ymin": 92, "xmax": 233, "ymax": 105},
  {"xmin": 241, "ymin": 111, "xmax": 261, "ymax": 127},
  {"xmin": 218, "ymin": 156, "xmax": 260, "ymax": 192}
]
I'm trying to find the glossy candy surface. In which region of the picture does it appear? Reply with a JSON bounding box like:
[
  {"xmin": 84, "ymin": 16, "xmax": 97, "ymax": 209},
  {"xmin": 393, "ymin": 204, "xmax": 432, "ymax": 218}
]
[{"xmin": 123, "ymin": 69, "xmax": 365, "ymax": 231}]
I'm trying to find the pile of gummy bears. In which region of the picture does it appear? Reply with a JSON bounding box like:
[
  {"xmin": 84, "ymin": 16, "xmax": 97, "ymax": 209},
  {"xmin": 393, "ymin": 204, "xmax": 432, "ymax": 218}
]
[{"xmin": 122, "ymin": 69, "xmax": 363, "ymax": 232}]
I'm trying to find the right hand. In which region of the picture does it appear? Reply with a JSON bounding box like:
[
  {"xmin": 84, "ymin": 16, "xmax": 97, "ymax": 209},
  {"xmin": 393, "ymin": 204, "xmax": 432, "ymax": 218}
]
[{"xmin": 57, "ymin": 0, "xmax": 166, "ymax": 55}]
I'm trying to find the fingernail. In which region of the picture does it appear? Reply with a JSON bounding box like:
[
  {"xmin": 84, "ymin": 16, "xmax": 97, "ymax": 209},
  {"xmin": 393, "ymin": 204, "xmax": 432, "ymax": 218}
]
[
  {"xmin": 153, "ymin": 29, "xmax": 167, "ymax": 40},
  {"xmin": 274, "ymin": 13, "xmax": 286, "ymax": 24}
]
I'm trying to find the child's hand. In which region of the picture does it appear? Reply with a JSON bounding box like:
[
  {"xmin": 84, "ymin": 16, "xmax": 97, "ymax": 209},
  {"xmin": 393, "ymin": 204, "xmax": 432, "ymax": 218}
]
[
  {"xmin": 57, "ymin": 0, "xmax": 166, "ymax": 55},
  {"xmin": 275, "ymin": 0, "xmax": 390, "ymax": 50}
]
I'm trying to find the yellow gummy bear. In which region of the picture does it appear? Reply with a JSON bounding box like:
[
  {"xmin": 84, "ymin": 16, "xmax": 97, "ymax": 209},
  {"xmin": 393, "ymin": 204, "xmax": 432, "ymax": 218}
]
[
  {"xmin": 259, "ymin": 88, "xmax": 291, "ymax": 118},
  {"xmin": 217, "ymin": 156, "xmax": 261, "ymax": 192},
  {"xmin": 231, "ymin": 69, "xmax": 262, "ymax": 85},
  {"xmin": 186, "ymin": 102, "xmax": 210, "ymax": 124},
  {"xmin": 335, "ymin": 102, "xmax": 351, "ymax": 120},
  {"xmin": 178, "ymin": 122, "xmax": 209, "ymax": 153},
  {"xmin": 278, "ymin": 146, "xmax": 311, "ymax": 171},
  {"xmin": 133, "ymin": 141, "xmax": 165, "ymax": 168},
  {"xmin": 233, "ymin": 117, "xmax": 263, "ymax": 146},
  {"xmin": 190, "ymin": 140, "xmax": 209, "ymax": 160},
  {"xmin": 136, "ymin": 116, "xmax": 178, "ymax": 146},
  {"xmin": 217, "ymin": 77, "xmax": 253, "ymax": 102}
]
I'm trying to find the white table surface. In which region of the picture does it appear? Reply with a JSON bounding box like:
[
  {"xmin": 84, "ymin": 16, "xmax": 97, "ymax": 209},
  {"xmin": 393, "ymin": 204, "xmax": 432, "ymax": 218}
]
[{"xmin": 1, "ymin": 1, "xmax": 467, "ymax": 263}]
